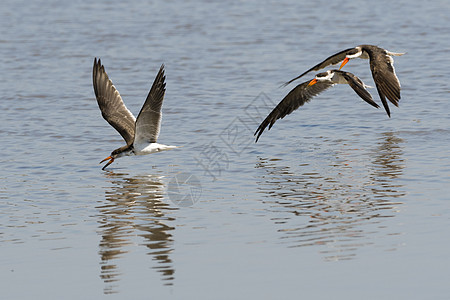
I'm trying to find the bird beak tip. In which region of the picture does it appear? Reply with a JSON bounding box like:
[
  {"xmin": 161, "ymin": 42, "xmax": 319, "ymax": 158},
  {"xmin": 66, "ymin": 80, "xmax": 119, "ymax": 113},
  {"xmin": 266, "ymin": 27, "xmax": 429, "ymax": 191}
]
[
  {"xmin": 99, "ymin": 156, "xmax": 115, "ymax": 170},
  {"xmin": 99, "ymin": 156, "xmax": 112, "ymax": 164},
  {"xmin": 339, "ymin": 57, "xmax": 349, "ymax": 70},
  {"xmin": 308, "ymin": 79, "xmax": 318, "ymax": 86}
]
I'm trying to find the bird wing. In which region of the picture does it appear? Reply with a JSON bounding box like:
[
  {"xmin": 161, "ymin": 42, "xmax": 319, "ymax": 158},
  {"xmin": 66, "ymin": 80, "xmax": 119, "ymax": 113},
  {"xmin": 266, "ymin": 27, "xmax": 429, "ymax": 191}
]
[
  {"xmin": 337, "ymin": 70, "xmax": 379, "ymax": 109},
  {"xmin": 93, "ymin": 58, "xmax": 136, "ymax": 145},
  {"xmin": 368, "ymin": 50, "xmax": 401, "ymax": 117},
  {"xmin": 134, "ymin": 64, "xmax": 166, "ymax": 144},
  {"xmin": 255, "ymin": 80, "xmax": 333, "ymax": 142},
  {"xmin": 282, "ymin": 47, "xmax": 354, "ymax": 87}
]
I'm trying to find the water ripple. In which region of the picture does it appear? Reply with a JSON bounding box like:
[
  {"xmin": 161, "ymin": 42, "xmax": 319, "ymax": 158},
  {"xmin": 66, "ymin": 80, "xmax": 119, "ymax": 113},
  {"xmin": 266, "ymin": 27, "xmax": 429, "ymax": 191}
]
[
  {"xmin": 96, "ymin": 172, "xmax": 177, "ymax": 293},
  {"xmin": 255, "ymin": 131, "xmax": 406, "ymax": 260}
]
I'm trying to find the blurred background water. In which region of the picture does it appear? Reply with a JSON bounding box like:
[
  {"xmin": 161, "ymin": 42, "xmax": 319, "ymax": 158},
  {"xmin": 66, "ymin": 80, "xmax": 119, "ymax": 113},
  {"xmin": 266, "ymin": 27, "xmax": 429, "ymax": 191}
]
[{"xmin": 1, "ymin": 0, "xmax": 449, "ymax": 299}]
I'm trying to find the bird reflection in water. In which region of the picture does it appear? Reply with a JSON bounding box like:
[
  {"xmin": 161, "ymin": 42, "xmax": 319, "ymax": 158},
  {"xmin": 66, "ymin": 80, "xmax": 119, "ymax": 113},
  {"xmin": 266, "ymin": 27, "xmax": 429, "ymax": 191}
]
[
  {"xmin": 369, "ymin": 132, "xmax": 405, "ymax": 198},
  {"xmin": 96, "ymin": 171, "xmax": 177, "ymax": 294},
  {"xmin": 256, "ymin": 131, "xmax": 405, "ymax": 261}
]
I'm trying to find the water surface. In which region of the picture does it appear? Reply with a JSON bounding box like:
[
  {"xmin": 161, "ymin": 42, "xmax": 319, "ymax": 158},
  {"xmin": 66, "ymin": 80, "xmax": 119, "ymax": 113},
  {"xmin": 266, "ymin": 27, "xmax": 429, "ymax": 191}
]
[{"xmin": 1, "ymin": 0, "xmax": 449, "ymax": 299}]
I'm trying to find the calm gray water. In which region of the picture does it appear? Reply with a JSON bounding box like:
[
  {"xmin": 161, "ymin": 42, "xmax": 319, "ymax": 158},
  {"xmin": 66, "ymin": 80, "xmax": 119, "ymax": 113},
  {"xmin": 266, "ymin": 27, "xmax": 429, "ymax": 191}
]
[{"xmin": 1, "ymin": 0, "xmax": 449, "ymax": 299}]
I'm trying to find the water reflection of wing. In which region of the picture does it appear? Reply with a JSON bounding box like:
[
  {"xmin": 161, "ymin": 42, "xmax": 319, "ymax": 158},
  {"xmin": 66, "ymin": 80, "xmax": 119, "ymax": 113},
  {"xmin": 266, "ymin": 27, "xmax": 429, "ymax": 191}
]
[
  {"xmin": 97, "ymin": 172, "xmax": 177, "ymax": 293},
  {"xmin": 369, "ymin": 132, "xmax": 405, "ymax": 198},
  {"xmin": 255, "ymin": 132, "xmax": 405, "ymax": 261}
]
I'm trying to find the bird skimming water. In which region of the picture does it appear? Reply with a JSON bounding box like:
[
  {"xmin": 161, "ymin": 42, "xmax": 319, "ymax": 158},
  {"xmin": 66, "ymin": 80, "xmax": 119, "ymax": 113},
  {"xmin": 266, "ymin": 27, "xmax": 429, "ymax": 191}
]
[{"xmin": 93, "ymin": 58, "xmax": 178, "ymax": 170}]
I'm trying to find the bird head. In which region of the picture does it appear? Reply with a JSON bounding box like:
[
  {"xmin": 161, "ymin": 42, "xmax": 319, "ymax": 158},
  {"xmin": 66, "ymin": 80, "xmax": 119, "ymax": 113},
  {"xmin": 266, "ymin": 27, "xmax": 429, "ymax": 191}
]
[
  {"xmin": 308, "ymin": 70, "xmax": 334, "ymax": 86},
  {"xmin": 99, "ymin": 146, "xmax": 133, "ymax": 170},
  {"xmin": 339, "ymin": 47, "xmax": 363, "ymax": 70}
]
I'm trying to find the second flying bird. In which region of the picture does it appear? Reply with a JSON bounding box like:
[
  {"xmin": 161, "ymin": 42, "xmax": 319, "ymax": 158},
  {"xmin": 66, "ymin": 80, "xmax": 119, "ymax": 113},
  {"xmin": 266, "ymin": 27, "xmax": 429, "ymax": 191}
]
[
  {"xmin": 255, "ymin": 69, "xmax": 379, "ymax": 142},
  {"xmin": 255, "ymin": 45, "xmax": 405, "ymax": 142}
]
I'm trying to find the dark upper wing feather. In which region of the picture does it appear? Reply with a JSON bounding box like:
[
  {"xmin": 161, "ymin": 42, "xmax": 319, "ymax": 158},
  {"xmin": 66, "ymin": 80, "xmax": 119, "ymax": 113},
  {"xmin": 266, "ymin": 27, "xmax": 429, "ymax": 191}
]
[
  {"xmin": 368, "ymin": 51, "xmax": 401, "ymax": 117},
  {"xmin": 134, "ymin": 64, "xmax": 166, "ymax": 144},
  {"xmin": 375, "ymin": 85, "xmax": 391, "ymax": 117},
  {"xmin": 93, "ymin": 58, "xmax": 136, "ymax": 145},
  {"xmin": 282, "ymin": 48, "xmax": 354, "ymax": 87},
  {"xmin": 337, "ymin": 71, "xmax": 379, "ymax": 109},
  {"xmin": 255, "ymin": 80, "xmax": 333, "ymax": 142}
]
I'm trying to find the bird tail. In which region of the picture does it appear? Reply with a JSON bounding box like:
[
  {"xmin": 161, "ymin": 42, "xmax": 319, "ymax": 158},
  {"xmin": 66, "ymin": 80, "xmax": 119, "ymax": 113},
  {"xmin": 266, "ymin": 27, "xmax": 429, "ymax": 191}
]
[
  {"xmin": 387, "ymin": 51, "xmax": 405, "ymax": 56},
  {"xmin": 167, "ymin": 145, "xmax": 181, "ymax": 150}
]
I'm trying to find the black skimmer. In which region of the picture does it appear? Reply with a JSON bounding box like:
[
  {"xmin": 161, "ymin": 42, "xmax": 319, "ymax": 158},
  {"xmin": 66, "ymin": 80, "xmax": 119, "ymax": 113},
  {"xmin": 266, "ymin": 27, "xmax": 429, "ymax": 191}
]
[
  {"xmin": 282, "ymin": 45, "xmax": 404, "ymax": 117},
  {"xmin": 93, "ymin": 58, "xmax": 178, "ymax": 170},
  {"xmin": 255, "ymin": 69, "xmax": 378, "ymax": 142}
]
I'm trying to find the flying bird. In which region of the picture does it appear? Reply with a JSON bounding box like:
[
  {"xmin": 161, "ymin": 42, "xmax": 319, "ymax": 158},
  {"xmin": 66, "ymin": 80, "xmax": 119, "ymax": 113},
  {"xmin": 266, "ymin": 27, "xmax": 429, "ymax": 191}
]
[
  {"xmin": 255, "ymin": 69, "xmax": 379, "ymax": 142},
  {"xmin": 93, "ymin": 58, "xmax": 178, "ymax": 170},
  {"xmin": 281, "ymin": 45, "xmax": 404, "ymax": 117}
]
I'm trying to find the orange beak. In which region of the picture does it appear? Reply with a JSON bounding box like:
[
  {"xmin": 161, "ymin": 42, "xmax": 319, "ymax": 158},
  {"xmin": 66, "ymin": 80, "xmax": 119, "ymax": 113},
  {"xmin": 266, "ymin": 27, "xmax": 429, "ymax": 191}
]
[
  {"xmin": 100, "ymin": 156, "xmax": 115, "ymax": 170},
  {"xmin": 339, "ymin": 57, "xmax": 349, "ymax": 70},
  {"xmin": 308, "ymin": 78, "xmax": 318, "ymax": 86}
]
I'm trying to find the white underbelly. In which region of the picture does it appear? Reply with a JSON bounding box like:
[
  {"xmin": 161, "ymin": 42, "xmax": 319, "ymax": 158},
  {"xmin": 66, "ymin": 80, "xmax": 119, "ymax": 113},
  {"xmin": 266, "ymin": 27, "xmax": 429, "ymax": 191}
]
[{"xmin": 134, "ymin": 142, "xmax": 178, "ymax": 155}]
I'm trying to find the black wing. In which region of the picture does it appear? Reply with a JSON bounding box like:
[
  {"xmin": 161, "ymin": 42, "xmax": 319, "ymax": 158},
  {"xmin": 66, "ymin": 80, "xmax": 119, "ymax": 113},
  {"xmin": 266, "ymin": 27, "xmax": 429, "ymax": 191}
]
[
  {"xmin": 93, "ymin": 58, "xmax": 136, "ymax": 145},
  {"xmin": 255, "ymin": 80, "xmax": 334, "ymax": 142},
  {"xmin": 336, "ymin": 70, "xmax": 379, "ymax": 109},
  {"xmin": 134, "ymin": 64, "xmax": 166, "ymax": 144},
  {"xmin": 368, "ymin": 49, "xmax": 401, "ymax": 117},
  {"xmin": 281, "ymin": 47, "xmax": 354, "ymax": 87}
]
